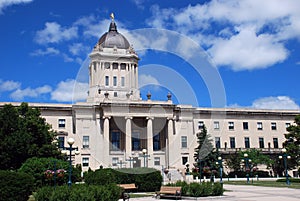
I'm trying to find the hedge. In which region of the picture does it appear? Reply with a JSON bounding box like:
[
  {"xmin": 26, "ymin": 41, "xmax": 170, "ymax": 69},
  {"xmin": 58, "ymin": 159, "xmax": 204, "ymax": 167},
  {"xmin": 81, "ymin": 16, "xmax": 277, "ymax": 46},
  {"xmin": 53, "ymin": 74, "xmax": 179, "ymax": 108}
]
[
  {"xmin": 34, "ymin": 184, "xmax": 121, "ymax": 201},
  {"xmin": 276, "ymin": 178, "xmax": 300, "ymax": 183},
  {"xmin": 84, "ymin": 167, "xmax": 162, "ymax": 192},
  {"xmin": 0, "ymin": 170, "xmax": 34, "ymax": 201}
]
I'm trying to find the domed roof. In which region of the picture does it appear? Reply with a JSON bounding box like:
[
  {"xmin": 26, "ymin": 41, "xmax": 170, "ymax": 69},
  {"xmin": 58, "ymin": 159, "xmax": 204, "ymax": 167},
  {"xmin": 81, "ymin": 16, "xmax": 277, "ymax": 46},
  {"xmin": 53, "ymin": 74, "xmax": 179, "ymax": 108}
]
[{"xmin": 96, "ymin": 20, "xmax": 130, "ymax": 49}]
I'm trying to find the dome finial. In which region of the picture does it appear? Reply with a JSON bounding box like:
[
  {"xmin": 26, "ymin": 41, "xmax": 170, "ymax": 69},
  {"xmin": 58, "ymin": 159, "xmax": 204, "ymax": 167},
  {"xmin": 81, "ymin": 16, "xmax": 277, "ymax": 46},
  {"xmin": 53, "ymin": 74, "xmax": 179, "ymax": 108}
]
[{"xmin": 110, "ymin": 13, "xmax": 115, "ymax": 21}]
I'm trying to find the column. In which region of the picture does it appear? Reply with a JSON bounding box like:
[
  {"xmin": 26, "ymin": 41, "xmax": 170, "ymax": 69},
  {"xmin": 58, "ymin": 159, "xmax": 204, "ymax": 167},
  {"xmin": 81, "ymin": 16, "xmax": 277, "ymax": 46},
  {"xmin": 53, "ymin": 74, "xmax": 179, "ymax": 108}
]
[
  {"xmin": 147, "ymin": 117, "xmax": 154, "ymax": 166},
  {"xmin": 125, "ymin": 116, "xmax": 132, "ymax": 158},
  {"xmin": 166, "ymin": 118, "xmax": 173, "ymax": 168},
  {"xmin": 103, "ymin": 116, "xmax": 110, "ymax": 167}
]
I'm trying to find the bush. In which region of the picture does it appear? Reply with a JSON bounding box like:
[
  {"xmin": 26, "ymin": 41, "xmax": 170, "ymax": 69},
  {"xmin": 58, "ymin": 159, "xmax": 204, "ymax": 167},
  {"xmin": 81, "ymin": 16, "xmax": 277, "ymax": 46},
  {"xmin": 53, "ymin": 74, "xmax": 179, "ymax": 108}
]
[
  {"xmin": 0, "ymin": 170, "xmax": 34, "ymax": 201},
  {"xmin": 35, "ymin": 184, "xmax": 122, "ymax": 201},
  {"xmin": 276, "ymin": 178, "xmax": 300, "ymax": 183},
  {"xmin": 212, "ymin": 182, "xmax": 224, "ymax": 196}
]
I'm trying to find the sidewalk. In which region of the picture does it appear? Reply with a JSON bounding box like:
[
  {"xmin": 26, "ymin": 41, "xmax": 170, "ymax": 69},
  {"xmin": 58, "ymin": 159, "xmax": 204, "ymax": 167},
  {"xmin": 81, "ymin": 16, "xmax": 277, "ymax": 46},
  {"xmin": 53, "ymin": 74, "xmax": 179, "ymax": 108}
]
[{"xmin": 121, "ymin": 184, "xmax": 300, "ymax": 201}]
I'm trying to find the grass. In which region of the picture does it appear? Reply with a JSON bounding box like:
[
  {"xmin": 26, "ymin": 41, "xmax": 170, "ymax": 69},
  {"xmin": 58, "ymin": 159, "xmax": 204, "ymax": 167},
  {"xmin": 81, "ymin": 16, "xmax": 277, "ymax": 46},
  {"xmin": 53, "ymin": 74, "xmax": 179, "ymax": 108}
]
[
  {"xmin": 130, "ymin": 193, "xmax": 155, "ymax": 198},
  {"xmin": 223, "ymin": 180, "xmax": 300, "ymax": 189}
]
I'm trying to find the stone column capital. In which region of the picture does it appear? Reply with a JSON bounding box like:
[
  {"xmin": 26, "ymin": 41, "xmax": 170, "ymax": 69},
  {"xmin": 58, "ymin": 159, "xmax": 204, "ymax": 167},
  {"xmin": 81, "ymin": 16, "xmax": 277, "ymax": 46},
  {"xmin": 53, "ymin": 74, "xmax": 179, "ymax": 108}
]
[
  {"xmin": 125, "ymin": 116, "xmax": 133, "ymax": 120},
  {"xmin": 146, "ymin": 116, "xmax": 154, "ymax": 120},
  {"xmin": 103, "ymin": 116, "xmax": 111, "ymax": 119}
]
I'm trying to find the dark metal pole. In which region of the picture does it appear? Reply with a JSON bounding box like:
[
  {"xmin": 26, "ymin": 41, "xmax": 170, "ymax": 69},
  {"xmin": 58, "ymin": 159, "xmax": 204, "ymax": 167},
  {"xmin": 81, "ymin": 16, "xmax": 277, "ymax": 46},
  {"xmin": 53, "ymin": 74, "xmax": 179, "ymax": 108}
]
[
  {"xmin": 246, "ymin": 158, "xmax": 249, "ymax": 184},
  {"xmin": 68, "ymin": 144, "xmax": 72, "ymax": 187},
  {"xmin": 284, "ymin": 153, "xmax": 290, "ymax": 185}
]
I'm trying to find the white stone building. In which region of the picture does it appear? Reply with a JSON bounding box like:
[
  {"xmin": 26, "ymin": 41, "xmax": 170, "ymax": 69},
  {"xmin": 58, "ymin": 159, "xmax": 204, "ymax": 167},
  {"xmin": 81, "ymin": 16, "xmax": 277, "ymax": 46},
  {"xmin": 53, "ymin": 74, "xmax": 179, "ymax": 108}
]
[{"xmin": 2, "ymin": 18, "xmax": 299, "ymax": 176}]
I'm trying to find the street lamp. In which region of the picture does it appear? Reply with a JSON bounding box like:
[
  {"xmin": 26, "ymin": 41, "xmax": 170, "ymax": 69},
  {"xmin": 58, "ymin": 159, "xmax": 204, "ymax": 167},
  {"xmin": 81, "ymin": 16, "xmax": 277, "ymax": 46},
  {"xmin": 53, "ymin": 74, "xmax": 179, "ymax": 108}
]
[
  {"xmin": 140, "ymin": 149, "xmax": 150, "ymax": 167},
  {"xmin": 279, "ymin": 148, "xmax": 291, "ymax": 185},
  {"xmin": 241, "ymin": 153, "xmax": 251, "ymax": 184},
  {"xmin": 66, "ymin": 138, "xmax": 79, "ymax": 187},
  {"xmin": 215, "ymin": 156, "xmax": 223, "ymax": 184}
]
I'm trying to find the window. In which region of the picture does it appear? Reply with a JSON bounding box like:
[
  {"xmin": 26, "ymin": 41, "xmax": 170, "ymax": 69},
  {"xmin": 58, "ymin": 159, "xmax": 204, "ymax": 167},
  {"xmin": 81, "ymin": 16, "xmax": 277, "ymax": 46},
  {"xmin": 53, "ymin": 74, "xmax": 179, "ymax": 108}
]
[
  {"xmin": 58, "ymin": 119, "xmax": 65, "ymax": 128},
  {"xmin": 273, "ymin": 138, "xmax": 279, "ymax": 148},
  {"xmin": 112, "ymin": 157, "xmax": 118, "ymax": 166},
  {"xmin": 114, "ymin": 92, "xmax": 118, "ymax": 97},
  {"xmin": 104, "ymin": 62, "xmax": 110, "ymax": 69},
  {"xmin": 243, "ymin": 122, "xmax": 249, "ymax": 130},
  {"xmin": 121, "ymin": 77, "xmax": 125, "ymax": 87},
  {"xmin": 120, "ymin": 63, "xmax": 126, "ymax": 70},
  {"xmin": 58, "ymin": 136, "xmax": 65, "ymax": 149},
  {"xmin": 113, "ymin": 76, "xmax": 117, "ymax": 86},
  {"xmin": 154, "ymin": 157, "xmax": 160, "ymax": 166},
  {"xmin": 112, "ymin": 63, "xmax": 118, "ymax": 69},
  {"xmin": 82, "ymin": 157, "xmax": 89, "ymax": 167},
  {"xmin": 244, "ymin": 137, "xmax": 250, "ymax": 148},
  {"xmin": 214, "ymin": 121, "xmax": 220, "ymax": 130},
  {"xmin": 230, "ymin": 137, "xmax": 235, "ymax": 148},
  {"xmin": 271, "ymin": 122, "xmax": 277, "ymax": 130},
  {"xmin": 198, "ymin": 121, "xmax": 204, "ymax": 129},
  {"xmin": 132, "ymin": 132, "xmax": 140, "ymax": 151},
  {"xmin": 215, "ymin": 137, "xmax": 221, "ymax": 149},
  {"xmin": 111, "ymin": 131, "xmax": 120, "ymax": 150},
  {"xmin": 153, "ymin": 133, "xmax": 160, "ymax": 151},
  {"xmin": 182, "ymin": 156, "xmax": 188, "ymax": 165},
  {"xmin": 259, "ymin": 137, "xmax": 264, "ymax": 148},
  {"xmin": 83, "ymin": 136, "xmax": 89, "ymax": 149},
  {"xmin": 181, "ymin": 136, "xmax": 187, "ymax": 148},
  {"xmin": 257, "ymin": 122, "xmax": 263, "ymax": 130},
  {"xmin": 228, "ymin": 122, "xmax": 234, "ymax": 130},
  {"xmin": 105, "ymin": 76, "xmax": 109, "ymax": 86}
]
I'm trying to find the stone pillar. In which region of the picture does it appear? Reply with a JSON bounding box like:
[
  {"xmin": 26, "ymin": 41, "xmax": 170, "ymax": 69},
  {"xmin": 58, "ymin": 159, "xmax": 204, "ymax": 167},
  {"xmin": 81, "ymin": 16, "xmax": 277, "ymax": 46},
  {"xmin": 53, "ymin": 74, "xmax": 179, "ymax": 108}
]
[
  {"xmin": 147, "ymin": 117, "xmax": 154, "ymax": 166},
  {"xmin": 103, "ymin": 116, "xmax": 110, "ymax": 167},
  {"xmin": 166, "ymin": 118, "xmax": 174, "ymax": 168},
  {"xmin": 125, "ymin": 116, "xmax": 132, "ymax": 158}
]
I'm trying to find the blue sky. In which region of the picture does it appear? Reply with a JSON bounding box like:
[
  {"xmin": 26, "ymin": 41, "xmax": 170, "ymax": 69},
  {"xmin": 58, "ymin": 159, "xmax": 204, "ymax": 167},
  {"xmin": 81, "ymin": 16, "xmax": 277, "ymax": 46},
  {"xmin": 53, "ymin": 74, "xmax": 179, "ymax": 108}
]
[{"xmin": 0, "ymin": 0, "xmax": 299, "ymax": 110}]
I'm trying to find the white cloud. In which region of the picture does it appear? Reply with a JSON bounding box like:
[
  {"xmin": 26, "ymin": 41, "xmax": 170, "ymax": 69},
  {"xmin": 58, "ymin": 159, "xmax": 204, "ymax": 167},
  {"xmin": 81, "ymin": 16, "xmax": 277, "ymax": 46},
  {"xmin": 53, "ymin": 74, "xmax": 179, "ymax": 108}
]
[
  {"xmin": 30, "ymin": 47, "xmax": 60, "ymax": 56},
  {"xmin": 35, "ymin": 22, "xmax": 78, "ymax": 45},
  {"xmin": 69, "ymin": 43, "xmax": 90, "ymax": 56},
  {"xmin": 139, "ymin": 74, "xmax": 160, "ymax": 88},
  {"xmin": 51, "ymin": 79, "xmax": 88, "ymax": 102},
  {"xmin": 252, "ymin": 96, "xmax": 299, "ymax": 110},
  {"xmin": 0, "ymin": 0, "xmax": 33, "ymax": 14},
  {"xmin": 0, "ymin": 80, "xmax": 21, "ymax": 92},
  {"xmin": 147, "ymin": 0, "xmax": 300, "ymax": 71},
  {"xmin": 10, "ymin": 85, "xmax": 52, "ymax": 100}
]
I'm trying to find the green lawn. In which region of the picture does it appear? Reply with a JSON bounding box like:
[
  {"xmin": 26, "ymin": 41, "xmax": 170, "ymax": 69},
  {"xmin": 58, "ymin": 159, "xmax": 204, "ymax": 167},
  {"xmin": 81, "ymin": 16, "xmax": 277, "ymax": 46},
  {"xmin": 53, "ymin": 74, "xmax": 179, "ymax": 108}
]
[{"xmin": 223, "ymin": 180, "xmax": 300, "ymax": 189}]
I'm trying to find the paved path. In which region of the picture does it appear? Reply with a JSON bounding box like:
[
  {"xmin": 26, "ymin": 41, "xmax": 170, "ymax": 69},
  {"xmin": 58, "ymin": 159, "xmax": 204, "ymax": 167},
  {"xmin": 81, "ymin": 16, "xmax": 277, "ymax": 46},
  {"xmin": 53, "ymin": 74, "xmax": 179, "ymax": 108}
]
[{"xmin": 121, "ymin": 184, "xmax": 300, "ymax": 201}]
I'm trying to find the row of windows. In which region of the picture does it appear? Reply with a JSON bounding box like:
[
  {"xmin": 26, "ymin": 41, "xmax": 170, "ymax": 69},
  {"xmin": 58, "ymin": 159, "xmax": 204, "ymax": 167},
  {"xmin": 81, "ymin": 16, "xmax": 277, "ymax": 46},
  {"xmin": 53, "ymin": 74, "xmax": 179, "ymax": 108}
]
[
  {"xmin": 101, "ymin": 62, "xmax": 136, "ymax": 70},
  {"xmin": 112, "ymin": 157, "xmax": 161, "ymax": 167},
  {"xmin": 214, "ymin": 137, "xmax": 279, "ymax": 149},
  {"xmin": 198, "ymin": 121, "xmax": 291, "ymax": 131},
  {"xmin": 105, "ymin": 76, "xmax": 125, "ymax": 87}
]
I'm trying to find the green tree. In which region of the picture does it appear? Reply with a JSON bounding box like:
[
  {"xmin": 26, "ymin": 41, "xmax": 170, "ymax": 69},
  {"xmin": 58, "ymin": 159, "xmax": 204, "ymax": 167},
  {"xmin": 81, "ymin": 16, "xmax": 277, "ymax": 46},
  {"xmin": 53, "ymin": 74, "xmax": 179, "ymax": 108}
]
[
  {"xmin": 0, "ymin": 103, "xmax": 62, "ymax": 170},
  {"xmin": 193, "ymin": 125, "xmax": 218, "ymax": 178},
  {"xmin": 284, "ymin": 115, "xmax": 300, "ymax": 170}
]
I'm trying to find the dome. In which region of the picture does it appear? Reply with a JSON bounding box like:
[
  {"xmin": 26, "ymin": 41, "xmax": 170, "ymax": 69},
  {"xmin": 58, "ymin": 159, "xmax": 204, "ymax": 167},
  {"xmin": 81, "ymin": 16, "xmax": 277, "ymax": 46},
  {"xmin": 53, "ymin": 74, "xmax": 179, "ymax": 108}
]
[{"xmin": 96, "ymin": 21, "xmax": 130, "ymax": 49}]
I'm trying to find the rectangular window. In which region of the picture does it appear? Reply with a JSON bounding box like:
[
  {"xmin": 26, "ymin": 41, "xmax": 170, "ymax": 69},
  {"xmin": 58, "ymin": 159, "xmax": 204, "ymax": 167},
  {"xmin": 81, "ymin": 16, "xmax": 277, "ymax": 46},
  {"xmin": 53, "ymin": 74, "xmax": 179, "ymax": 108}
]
[
  {"xmin": 153, "ymin": 133, "xmax": 160, "ymax": 151},
  {"xmin": 243, "ymin": 122, "xmax": 249, "ymax": 130},
  {"xmin": 82, "ymin": 157, "xmax": 89, "ymax": 167},
  {"xmin": 111, "ymin": 131, "xmax": 120, "ymax": 151},
  {"xmin": 113, "ymin": 76, "xmax": 117, "ymax": 86},
  {"xmin": 214, "ymin": 121, "xmax": 220, "ymax": 130},
  {"xmin": 104, "ymin": 62, "xmax": 110, "ymax": 69},
  {"xmin": 114, "ymin": 92, "xmax": 118, "ymax": 97},
  {"xmin": 58, "ymin": 119, "xmax": 66, "ymax": 128},
  {"xmin": 271, "ymin": 122, "xmax": 277, "ymax": 130},
  {"xmin": 112, "ymin": 63, "xmax": 118, "ymax": 69},
  {"xmin": 259, "ymin": 137, "xmax": 264, "ymax": 148},
  {"xmin": 273, "ymin": 138, "xmax": 279, "ymax": 148},
  {"xmin": 154, "ymin": 157, "xmax": 160, "ymax": 166},
  {"xmin": 83, "ymin": 136, "xmax": 89, "ymax": 149},
  {"xmin": 105, "ymin": 76, "xmax": 109, "ymax": 86},
  {"xmin": 215, "ymin": 137, "xmax": 221, "ymax": 149},
  {"xmin": 120, "ymin": 63, "xmax": 126, "ymax": 70},
  {"xmin": 132, "ymin": 132, "xmax": 140, "ymax": 151},
  {"xmin": 181, "ymin": 136, "xmax": 187, "ymax": 148},
  {"xmin": 257, "ymin": 122, "xmax": 263, "ymax": 130},
  {"xmin": 121, "ymin": 77, "xmax": 125, "ymax": 87},
  {"xmin": 244, "ymin": 137, "xmax": 250, "ymax": 148},
  {"xmin": 228, "ymin": 122, "xmax": 234, "ymax": 130},
  {"xmin": 198, "ymin": 121, "xmax": 204, "ymax": 129},
  {"xmin": 58, "ymin": 136, "xmax": 65, "ymax": 149},
  {"xmin": 182, "ymin": 156, "xmax": 188, "ymax": 165},
  {"xmin": 112, "ymin": 157, "xmax": 118, "ymax": 167},
  {"xmin": 230, "ymin": 137, "xmax": 236, "ymax": 148}
]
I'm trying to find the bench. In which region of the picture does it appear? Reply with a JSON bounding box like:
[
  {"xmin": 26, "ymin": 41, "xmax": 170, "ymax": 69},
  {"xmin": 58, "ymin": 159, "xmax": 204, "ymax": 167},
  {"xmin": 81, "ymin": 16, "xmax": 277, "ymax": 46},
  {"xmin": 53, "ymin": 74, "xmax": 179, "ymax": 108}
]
[
  {"xmin": 117, "ymin": 183, "xmax": 137, "ymax": 201},
  {"xmin": 156, "ymin": 186, "xmax": 182, "ymax": 200}
]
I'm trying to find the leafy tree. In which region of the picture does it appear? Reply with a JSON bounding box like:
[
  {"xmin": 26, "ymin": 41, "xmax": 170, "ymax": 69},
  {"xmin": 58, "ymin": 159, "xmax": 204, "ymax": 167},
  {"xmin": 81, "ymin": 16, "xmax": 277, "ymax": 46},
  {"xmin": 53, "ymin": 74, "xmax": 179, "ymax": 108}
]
[
  {"xmin": 283, "ymin": 115, "xmax": 300, "ymax": 170},
  {"xmin": 193, "ymin": 125, "xmax": 218, "ymax": 178},
  {"xmin": 0, "ymin": 103, "xmax": 62, "ymax": 170}
]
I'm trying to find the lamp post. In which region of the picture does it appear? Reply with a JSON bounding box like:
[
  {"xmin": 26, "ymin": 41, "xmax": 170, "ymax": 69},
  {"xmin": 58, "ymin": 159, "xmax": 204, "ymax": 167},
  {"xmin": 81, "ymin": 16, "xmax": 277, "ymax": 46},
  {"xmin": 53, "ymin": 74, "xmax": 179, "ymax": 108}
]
[
  {"xmin": 241, "ymin": 153, "xmax": 251, "ymax": 184},
  {"xmin": 279, "ymin": 148, "xmax": 291, "ymax": 185},
  {"xmin": 216, "ymin": 156, "xmax": 223, "ymax": 184},
  {"xmin": 140, "ymin": 149, "xmax": 150, "ymax": 167},
  {"xmin": 66, "ymin": 138, "xmax": 80, "ymax": 187}
]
